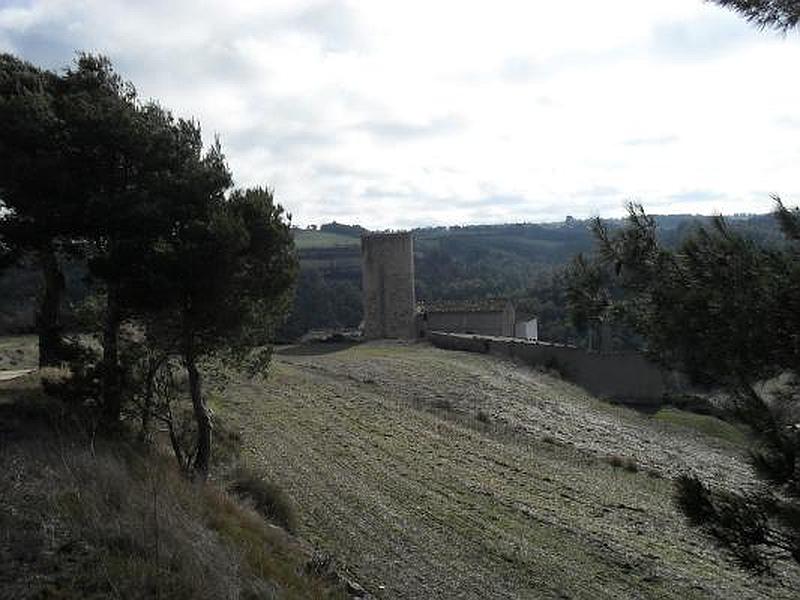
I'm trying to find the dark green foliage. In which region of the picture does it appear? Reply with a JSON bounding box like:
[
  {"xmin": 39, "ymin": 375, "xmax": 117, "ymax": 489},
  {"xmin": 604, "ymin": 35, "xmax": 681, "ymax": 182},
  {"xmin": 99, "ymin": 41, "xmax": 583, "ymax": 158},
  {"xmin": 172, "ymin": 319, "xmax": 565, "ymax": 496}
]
[
  {"xmin": 288, "ymin": 215, "xmax": 783, "ymax": 344},
  {"xmin": 565, "ymin": 254, "xmax": 610, "ymax": 330},
  {"xmin": 709, "ymin": 0, "xmax": 800, "ymax": 31},
  {"xmin": 279, "ymin": 269, "xmax": 362, "ymax": 340},
  {"xmin": 56, "ymin": 55, "xmax": 230, "ymax": 424},
  {"xmin": 318, "ymin": 221, "xmax": 366, "ymax": 236},
  {"xmin": 0, "ymin": 54, "xmax": 76, "ymax": 365},
  {"xmin": 0, "ymin": 54, "xmax": 71, "ymax": 249},
  {"xmin": 0, "ymin": 52, "xmax": 297, "ymax": 477},
  {"xmin": 515, "ymin": 271, "xmax": 583, "ymax": 345},
  {"xmin": 775, "ymin": 197, "xmax": 800, "ymax": 242},
  {"xmin": 414, "ymin": 224, "xmax": 595, "ymax": 302},
  {"xmin": 675, "ymin": 476, "xmax": 775, "ymax": 571},
  {"xmin": 157, "ymin": 184, "xmax": 297, "ymax": 365},
  {"xmin": 741, "ymin": 377, "xmax": 800, "ymax": 496},
  {"xmin": 565, "ymin": 254, "xmax": 613, "ymax": 350},
  {"xmin": 592, "ymin": 203, "xmax": 798, "ymax": 386},
  {"xmin": 588, "ymin": 201, "xmax": 800, "ymax": 568},
  {"xmin": 606, "ymin": 455, "xmax": 638, "ymax": 472},
  {"xmin": 142, "ymin": 184, "xmax": 297, "ymax": 478}
]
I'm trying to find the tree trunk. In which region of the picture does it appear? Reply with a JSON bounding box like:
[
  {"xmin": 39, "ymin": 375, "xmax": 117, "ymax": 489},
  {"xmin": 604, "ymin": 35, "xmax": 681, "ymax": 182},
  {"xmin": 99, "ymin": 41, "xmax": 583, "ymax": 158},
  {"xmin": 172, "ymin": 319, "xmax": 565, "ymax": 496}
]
[
  {"xmin": 184, "ymin": 332, "xmax": 211, "ymax": 480},
  {"xmin": 102, "ymin": 283, "xmax": 123, "ymax": 426},
  {"xmin": 164, "ymin": 400, "xmax": 189, "ymax": 473},
  {"xmin": 139, "ymin": 354, "xmax": 158, "ymax": 445},
  {"xmin": 36, "ymin": 244, "xmax": 65, "ymax": 367}
]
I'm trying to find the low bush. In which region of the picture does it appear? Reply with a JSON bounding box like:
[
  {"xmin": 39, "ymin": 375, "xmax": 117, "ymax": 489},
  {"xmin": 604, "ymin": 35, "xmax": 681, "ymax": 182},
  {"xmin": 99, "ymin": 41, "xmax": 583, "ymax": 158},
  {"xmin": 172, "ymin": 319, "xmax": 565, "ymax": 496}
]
[
  {"xmin": 675, "ymin": 475, "xmax": 774, "ymax": 571},
  {"xmin": 228, "ymin": 464, "xmax": 298, "ymax": 533},
  {"xmin": 606, "ymin": 454, "xmax": 639, "ymax": 472},
  {"xmin": 476, "ymin": 410, "xmax": 491, "ymax": 424}
]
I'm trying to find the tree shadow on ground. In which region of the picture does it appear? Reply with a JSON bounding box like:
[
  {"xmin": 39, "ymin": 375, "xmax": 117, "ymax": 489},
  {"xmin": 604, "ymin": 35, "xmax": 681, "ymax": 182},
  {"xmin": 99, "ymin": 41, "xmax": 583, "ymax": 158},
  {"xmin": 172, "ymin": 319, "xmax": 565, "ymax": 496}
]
[{"xmin": 0, "ymin": 379, "xmax": 54, "ymax": 443}]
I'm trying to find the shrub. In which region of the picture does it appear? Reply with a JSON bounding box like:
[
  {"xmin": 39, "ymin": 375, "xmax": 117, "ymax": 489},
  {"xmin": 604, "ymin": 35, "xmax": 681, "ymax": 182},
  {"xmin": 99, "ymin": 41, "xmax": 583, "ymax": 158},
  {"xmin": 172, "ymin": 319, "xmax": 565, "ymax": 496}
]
[
  {"xmin": 543, "ymin": 356, "xmax": 562, "ymax": 376},
  {"xmin": 606, "ymin": 454, "xmax": 638, "ymax": 472},
  {"xmin": 433, "ymin": 397, "xmax": 452, "ymax": 411},
  {"xmin": 228, "ymin": 465, "xmax": 298, "ymax": 533},
  {"xmin": 675, "ymin": 475, "xmax": 773, "ymax": 571}
]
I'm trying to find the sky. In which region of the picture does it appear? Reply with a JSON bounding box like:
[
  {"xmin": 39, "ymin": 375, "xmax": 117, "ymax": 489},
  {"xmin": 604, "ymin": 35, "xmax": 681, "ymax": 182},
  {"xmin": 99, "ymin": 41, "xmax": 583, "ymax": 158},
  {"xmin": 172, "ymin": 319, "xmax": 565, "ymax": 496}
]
[{"xmin": 1, "ymin": 0, "xmax": 799, "ymax": 229}]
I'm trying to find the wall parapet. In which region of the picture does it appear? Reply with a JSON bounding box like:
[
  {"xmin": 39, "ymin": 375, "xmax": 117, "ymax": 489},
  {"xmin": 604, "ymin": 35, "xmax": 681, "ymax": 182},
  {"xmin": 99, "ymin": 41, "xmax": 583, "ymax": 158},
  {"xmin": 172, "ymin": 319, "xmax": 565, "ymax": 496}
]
[{"xmin": 428, "ymin": 331, "xmax": 670, "ymax": 406}]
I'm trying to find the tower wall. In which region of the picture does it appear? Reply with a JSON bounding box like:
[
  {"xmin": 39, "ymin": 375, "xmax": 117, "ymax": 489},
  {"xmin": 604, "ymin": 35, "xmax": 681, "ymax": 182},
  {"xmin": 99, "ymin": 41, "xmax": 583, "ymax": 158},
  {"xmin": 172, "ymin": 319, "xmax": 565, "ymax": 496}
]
[{"xmin": 361, "ymin": 232, "xmax": 416, "ymax": 339}]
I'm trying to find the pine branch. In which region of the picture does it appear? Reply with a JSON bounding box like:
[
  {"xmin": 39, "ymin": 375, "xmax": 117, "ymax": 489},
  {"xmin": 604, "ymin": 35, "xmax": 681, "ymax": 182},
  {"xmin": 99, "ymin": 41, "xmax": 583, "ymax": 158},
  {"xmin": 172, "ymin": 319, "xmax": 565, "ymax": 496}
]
[{"xmin": 709, "ymin": 0, "xmax": 800, "ymax": 32}]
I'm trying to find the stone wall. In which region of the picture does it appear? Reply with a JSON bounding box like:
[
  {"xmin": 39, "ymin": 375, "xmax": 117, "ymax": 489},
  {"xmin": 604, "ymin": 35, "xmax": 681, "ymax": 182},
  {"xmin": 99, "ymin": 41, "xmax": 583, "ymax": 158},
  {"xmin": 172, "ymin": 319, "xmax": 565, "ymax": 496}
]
[
  {"xmin": 429, "ymin": 331, "xmax": 670, "ymax": 406},
  {"xmin": 425, "ymin": 307, "xmax": 515, "ymax": 337},
  {"xmin": 361, "ymin": 232, "xmax": 416, "ymax": 339}
]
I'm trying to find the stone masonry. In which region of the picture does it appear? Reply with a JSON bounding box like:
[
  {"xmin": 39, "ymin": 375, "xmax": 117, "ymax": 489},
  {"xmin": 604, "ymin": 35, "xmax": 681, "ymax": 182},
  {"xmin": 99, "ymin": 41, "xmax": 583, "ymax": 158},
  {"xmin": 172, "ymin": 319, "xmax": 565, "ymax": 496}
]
[{"xmin": 361, "ymin": 232, "xmax": 416, "ymax": 339}]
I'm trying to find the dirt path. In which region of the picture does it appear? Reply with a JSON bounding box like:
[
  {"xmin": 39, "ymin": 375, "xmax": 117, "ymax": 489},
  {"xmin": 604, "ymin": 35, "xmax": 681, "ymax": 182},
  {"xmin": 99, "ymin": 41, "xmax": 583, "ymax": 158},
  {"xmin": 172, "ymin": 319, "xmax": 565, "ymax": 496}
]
[{"xmin": 221, "ymin": 341, "xmax": 799, "ymax": 599}]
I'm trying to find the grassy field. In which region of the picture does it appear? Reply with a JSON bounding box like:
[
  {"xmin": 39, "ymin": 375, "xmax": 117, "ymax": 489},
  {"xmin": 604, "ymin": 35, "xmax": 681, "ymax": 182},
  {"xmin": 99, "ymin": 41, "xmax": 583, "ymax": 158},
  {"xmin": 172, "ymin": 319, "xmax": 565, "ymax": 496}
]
[
  {"xmin": 3, "ymin": 336, "xmax": 797, "ymax": 598},
  {"xmin": 293, "ymin": 230, "xmax": 361, "ymax": 250},
  {"xmin": 652, "ymin": 407, "xmax": 750, "ymax": 448},
  {"xmin": 219, "ymin": 341, "xmax": 799, "ymax": 599}
]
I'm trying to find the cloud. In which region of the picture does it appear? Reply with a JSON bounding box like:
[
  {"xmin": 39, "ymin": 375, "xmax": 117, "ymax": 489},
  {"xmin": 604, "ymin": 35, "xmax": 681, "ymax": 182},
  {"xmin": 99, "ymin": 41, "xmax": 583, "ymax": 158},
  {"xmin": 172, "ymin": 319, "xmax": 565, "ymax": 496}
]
[
  {"xmin": 287, "ymin": 0, "xmax": 362, "ymax": 52},
  {"xmin": 623, "ymin": 135, "xmax": 679, "ymax": 147},
  {"xmin": 649, "ymin": 11, "xmax": 757, "ymax": 61},
  {"xmin": 573, "ymin": 186, "xmax": 622, "ymax": 198},
  {"xmin": 361, "ymin": 185, "xmax": 413, "ymax": 199},
  {"xmin": 357, "ymin": 115, "xmax": 464, "ymax": 141},
  {"xmin": 480, "ymin": 194, "xmax": 529, "ymax": 207},
  {"xmin": 498, "ymin": 46, "xmax": 634, "ymax": 84},
  {"xmin": 228, "ymin": 127, "xmax": 335, "ymax": 160},
  {"xmin": 775, "ymin": 115, "xmax": 800, "ymax": 129},
  {"xmin": 311, "ymin": 161, "xmax": 373, "ymax": 179},
  {"xmin": 1, "ymin": 0, "xmax": 799, "ymax": 228}
]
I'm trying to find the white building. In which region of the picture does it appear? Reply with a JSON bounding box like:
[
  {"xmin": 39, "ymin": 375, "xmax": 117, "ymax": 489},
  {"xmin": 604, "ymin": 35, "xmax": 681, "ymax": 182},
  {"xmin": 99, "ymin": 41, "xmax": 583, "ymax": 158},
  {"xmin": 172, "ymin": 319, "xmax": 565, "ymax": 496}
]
[{"xmin": 515, "ymin": 318, "xmax": 538, "ymax": 341}]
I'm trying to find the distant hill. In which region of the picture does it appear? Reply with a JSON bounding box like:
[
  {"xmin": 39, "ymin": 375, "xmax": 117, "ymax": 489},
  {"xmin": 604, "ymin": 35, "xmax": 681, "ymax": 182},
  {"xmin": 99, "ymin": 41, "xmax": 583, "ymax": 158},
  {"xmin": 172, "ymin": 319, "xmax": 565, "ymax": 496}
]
[
  {"xmin": 280, "ymin": 212, "xmax": 781, "ymax": 341},
  {"xmin": 292, "ymin": 221, "xmax": 365, "ymax": 249},
  {"xmin": 293, "ymin": 230, "xmax": 360, "ymax": 250}
]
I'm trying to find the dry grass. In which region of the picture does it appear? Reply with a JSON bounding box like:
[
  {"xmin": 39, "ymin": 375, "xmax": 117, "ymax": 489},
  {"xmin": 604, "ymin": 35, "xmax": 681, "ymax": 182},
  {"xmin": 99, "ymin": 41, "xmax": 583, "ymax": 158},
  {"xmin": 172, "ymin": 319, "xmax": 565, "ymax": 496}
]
[
  {"xmin": 53, "ymin": 448, "xmax": 249, "ymax": 599},
  {"xmin": 0, "ymin": 374, "xmax": 349, "ymax": 600},
  {"xmin": 220, "ymin": 341, "xmax": 800, "ymax": 599},
  {"xmin": 652, "ymin": 407, "xmax": 750, "ymax": 448},
  {"xmin": 228, "ymin": 464, "xmax": 299, "ymax": 533}
]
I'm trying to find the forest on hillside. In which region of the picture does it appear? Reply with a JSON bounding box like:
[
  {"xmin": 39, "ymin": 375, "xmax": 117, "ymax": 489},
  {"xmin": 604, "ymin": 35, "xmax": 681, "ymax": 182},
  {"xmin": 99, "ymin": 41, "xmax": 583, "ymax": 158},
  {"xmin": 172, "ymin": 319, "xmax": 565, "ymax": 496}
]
[{"xmin": 280, "ymin": 213, "xmax": 782, "ymax": 342}]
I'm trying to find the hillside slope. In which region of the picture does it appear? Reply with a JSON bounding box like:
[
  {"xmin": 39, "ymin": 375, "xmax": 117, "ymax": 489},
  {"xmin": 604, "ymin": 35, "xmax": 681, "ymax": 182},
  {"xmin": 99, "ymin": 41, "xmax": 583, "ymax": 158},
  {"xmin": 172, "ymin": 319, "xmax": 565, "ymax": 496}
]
[
  {"xmin": 0, "ymin": 361, "xmax": 354, "ymax": 600},
  {"xmin": 223, "ymin": 341, "xmax": 799, "ymax": 599}
]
